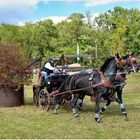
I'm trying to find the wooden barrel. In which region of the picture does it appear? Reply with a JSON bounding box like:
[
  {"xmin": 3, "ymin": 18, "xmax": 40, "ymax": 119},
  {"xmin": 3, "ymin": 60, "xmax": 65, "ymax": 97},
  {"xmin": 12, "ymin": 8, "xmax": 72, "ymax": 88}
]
[{"xmin": 0, "ymin": 85, "xmax": 24, "ymax": 107}]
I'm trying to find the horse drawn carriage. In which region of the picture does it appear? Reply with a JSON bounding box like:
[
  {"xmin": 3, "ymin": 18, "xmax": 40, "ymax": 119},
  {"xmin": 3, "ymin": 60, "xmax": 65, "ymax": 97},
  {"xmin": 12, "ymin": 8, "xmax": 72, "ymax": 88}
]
[
  {"xmin": 32, "ymin": 53, "xmax": 139, "ymax": 123},
  {"xmin": 33, "ymin": 65, "xmax": 70, "ymax": 111}
]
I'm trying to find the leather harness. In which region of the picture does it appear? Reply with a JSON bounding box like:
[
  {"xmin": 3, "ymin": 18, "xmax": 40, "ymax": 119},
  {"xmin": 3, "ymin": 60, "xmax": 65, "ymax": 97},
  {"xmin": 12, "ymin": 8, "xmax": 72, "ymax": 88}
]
[{"xmin": 50, "ymin": 70, "xmax": 114, "ymax": 97}]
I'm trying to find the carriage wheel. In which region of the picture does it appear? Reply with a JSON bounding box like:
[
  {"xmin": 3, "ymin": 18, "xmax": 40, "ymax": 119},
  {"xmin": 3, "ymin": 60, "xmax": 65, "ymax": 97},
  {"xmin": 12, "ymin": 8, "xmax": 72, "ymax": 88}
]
[{"xmin": 38, "ymin": 88, "xmax": 51, "ymax": 111}]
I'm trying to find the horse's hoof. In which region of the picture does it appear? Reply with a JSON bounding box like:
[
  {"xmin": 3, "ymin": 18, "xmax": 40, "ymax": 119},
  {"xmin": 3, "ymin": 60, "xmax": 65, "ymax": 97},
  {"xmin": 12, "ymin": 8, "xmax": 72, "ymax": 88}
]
[
  {"xmin": 77, "ymin": 104, "xmax": 83, "ymax": 110},
  {"xmin": 124, "ymin": 117, "xmax": 129, "ymax": 121},
  {"xmin": 95, "ymin": 118, "xmax": 101, "ymax": 123},
  {"xmin": 100, "ymin": 107, "xmax": 106, "ymax": 114},
  {"xmin": 122, "ymin": 111, "xmax": 128, "ymax": 116},
  {"xmin": 100, "ymin": 111, "xmax": 103, "ymax": 114},
  {"xmin": 100, "ymin": 109, "xmax": 104, "ymax": 114},
  {"xmin": 73, "ymin": 113, "xmax": 79, "ymax": 118},
  {"xmin": 78, "ymin": 107, "xmax": 83, "ymax": 110},
  {"xmin": 123, "ymin": 112, "xmax": 128, "ymax": 117},
  {"xmin": 53, "ymin": 109, "xmax": 59, "ymax": 114}
]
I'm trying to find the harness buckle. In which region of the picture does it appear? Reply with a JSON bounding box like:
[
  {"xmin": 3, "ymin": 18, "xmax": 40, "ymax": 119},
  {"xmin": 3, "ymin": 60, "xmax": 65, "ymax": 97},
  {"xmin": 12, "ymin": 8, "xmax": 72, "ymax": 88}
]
[{"xmin": 89, "ymin": 77, "xmax": 93, "ymax": 81}]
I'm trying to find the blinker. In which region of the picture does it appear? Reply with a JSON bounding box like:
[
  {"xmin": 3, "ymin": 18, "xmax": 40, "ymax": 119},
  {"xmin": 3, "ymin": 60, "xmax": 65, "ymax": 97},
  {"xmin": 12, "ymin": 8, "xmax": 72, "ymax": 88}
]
[{"xmin": 119, "ymin": 59, "xmax": 126, "ymax": 66}]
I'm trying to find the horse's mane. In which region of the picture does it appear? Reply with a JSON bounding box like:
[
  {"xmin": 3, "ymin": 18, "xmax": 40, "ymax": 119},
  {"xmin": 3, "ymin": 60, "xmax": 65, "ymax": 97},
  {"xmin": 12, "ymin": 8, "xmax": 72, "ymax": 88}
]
[
  {"xmin": 100, "ymin": 57, "xmax": 114, "ymax": 72},
  {"xmin": 122, "ymin": 54, "xmax": 129, "ymax": 59}
]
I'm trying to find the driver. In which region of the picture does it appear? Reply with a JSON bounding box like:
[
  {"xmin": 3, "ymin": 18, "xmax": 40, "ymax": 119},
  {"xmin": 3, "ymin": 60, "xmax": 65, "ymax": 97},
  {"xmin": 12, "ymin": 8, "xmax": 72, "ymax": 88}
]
[{"xmin": 40, "ymin": 56, "xmax": 58, "ymax": 88}]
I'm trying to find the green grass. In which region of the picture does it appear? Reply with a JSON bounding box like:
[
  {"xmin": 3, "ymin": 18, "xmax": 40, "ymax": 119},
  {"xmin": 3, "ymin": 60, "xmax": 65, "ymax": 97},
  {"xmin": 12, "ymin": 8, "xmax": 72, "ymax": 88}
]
[{"xmin": 0, "ymin": 72, "xmax": 140, "ymax": 139}]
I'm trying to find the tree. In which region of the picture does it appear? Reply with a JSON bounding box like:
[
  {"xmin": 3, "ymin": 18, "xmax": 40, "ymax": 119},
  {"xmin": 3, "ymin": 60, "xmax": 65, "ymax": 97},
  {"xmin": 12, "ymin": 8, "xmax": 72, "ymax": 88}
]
[
  {"xmin": 94, "ymin": 6, "xmax": 140, "ymax": 56},
  {"xmin": 124, "ymin": 8, "xmax": 140, "ymax": 54},
  {"xmin": 18, "ymin": 22, "xmax": 35, "ymax": 58},
  {"xmin": 0, "ymin": 23, "xmax": 19, "ymax": 45},
  {"xmin": 68, "ymin": 13, "xmax": 85, "ymax": 54},
  {"xmin": 57, "ymin": 13, "xmax": 97, "ymax": 64},
  {"xmin": 33, "ymin": 19, "xmax": 58, "ymax": 59}
]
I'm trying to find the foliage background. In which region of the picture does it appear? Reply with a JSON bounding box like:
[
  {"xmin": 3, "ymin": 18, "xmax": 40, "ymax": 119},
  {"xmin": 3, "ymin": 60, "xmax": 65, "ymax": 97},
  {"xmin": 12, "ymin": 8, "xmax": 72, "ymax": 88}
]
[{"xmin": 0, "ymin": 6, "xmax": 140, "ymax": 67}]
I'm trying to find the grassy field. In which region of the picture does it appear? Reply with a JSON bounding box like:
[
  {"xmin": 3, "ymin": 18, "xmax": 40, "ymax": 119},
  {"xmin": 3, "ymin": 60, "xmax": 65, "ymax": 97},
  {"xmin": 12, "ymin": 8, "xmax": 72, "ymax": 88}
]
[{"xmin": 0, "ymin": 72, "xmax": 140, "ymax": 139}]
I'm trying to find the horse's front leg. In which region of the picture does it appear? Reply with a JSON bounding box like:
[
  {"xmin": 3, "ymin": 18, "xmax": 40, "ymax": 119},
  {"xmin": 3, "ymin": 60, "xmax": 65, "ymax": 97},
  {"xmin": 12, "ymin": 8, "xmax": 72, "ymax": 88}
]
[
  {"xmin": 117, "ymin": 89, "xmax": 128, "ymax": 117},
  {"xmin": 100, "ymin": 99, "xmax": 112, "ymax": 114},
  {"xmin": 95, "ymin": 92, "xmax": 102, "ymax": 123},
  {"xmin": 53, "ymin": 95, "xmax": 62, "ymax": 114},
  {"xmin": 71, "ymin": 93, "xmax": 80, "ymax": 117},
  {"xmin": 77, "ymin": 94, "xmax": 85, "ymax": 110}
]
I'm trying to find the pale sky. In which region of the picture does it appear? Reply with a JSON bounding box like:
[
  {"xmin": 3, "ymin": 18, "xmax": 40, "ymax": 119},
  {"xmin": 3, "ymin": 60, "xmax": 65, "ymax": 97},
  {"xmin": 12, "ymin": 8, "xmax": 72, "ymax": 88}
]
[{"xmin": 0, "ymin": 0, "xmax": 140, "ymax": 25}]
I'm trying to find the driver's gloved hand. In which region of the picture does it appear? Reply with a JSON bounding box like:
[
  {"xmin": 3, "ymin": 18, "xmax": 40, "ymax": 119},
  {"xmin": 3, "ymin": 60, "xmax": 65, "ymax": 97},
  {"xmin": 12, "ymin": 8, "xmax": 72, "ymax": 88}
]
[{"xmin": 53, "ymin": 69, "xmax": 59, "ymax": 73}]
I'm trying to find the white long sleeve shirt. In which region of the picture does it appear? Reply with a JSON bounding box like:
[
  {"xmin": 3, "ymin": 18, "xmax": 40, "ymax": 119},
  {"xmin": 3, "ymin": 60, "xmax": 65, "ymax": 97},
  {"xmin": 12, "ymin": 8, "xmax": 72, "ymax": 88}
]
[{"xmin": 44, "ymin": 62, "xmax": 55, "ymax": 71}]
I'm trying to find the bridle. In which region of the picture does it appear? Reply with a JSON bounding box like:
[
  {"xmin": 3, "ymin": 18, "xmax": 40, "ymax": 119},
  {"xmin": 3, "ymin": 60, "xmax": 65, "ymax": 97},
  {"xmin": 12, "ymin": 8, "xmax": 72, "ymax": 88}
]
[
  {"xmin": 115, "ymin": 56, "xmax": 127, "ymax": 70},
  {"xmin": 98, "ymin": 57, "xmax": 127, "ymax": 88}
]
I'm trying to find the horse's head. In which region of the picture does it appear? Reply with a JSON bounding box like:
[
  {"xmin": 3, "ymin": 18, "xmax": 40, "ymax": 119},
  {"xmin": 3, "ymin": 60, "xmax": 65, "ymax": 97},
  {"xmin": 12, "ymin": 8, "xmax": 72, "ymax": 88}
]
[
  {"xmin": 122, "ymin": 53, "xmax": 139, "ymax": 73},
  {"xmin": 99, "ymin": 53, "xmax": 127, "ymax": 83},
  {"xmin": 115, "ymin": 53, "xmax": 127, "ymax": 71},
  {"xmin": 100, "ymin": 53, "xmax": 127, "ymax": 74}
]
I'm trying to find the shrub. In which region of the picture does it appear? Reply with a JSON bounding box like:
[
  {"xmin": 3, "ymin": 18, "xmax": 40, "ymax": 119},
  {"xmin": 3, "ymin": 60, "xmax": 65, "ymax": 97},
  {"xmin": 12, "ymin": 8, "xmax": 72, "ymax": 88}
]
[{"xmin": 0, "ymin": 45, "xmax": 33, "ymax": 87}]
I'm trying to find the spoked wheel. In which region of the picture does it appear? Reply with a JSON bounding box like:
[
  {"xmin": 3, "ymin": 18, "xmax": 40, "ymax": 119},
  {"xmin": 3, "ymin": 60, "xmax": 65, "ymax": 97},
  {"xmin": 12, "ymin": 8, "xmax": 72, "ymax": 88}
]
[{"xmin": 38, "ymin": 88, "xmax": 51, "ymax": 111}]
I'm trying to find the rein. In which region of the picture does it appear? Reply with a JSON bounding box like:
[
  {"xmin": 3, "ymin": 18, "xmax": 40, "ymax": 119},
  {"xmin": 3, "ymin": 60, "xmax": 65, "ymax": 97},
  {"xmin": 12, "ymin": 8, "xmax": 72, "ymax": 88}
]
[
  {"xmin": 50, "ymin": 82, "xmax": 103, "ymax": 97},
  {"xmin": 50, "ymin": 71, "xmax": 113, "ymax": 97},
  {"xmin": 50, "ymin": 56, "xmax": 128, "ymax": 97}
]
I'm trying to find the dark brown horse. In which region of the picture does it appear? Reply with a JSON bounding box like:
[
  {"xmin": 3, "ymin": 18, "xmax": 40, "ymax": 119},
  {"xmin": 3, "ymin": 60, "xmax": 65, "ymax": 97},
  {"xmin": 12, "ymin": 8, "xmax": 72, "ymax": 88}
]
[
  {"xmin": 99, "ymin": 53, "xmax": 139, "ymax": 116},
  {"xmin": 77, "ymin": 53, "xmax": 139, "ymax": 118},
  {"xmin": 53, "ymin": 54, "xmax": 127, "ymax": 123}
]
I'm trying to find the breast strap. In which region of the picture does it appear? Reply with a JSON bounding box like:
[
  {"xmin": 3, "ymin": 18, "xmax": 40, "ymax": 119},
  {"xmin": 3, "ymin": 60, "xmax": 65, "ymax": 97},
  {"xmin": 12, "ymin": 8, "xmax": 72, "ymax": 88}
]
[{"xmin": 98, "ymin": 71, "xmax": 113, "ymax": 88}]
